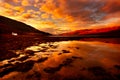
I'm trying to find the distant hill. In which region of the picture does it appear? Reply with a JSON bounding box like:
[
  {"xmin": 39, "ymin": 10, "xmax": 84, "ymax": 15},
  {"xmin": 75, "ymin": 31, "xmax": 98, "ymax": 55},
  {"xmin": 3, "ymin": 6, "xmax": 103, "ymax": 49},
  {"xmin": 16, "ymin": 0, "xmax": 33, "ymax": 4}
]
[
  {"xmin": 0, "ymin": 15, "xmax": 50, "ymax": 35},
  {"xmin": 61, "ymin": 26, "xmax": 120, "ymax": 37}
]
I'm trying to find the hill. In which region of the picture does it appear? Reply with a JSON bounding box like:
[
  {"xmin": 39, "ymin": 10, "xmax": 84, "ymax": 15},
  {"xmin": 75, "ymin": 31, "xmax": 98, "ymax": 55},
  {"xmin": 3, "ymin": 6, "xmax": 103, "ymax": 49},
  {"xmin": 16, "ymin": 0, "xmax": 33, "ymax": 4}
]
[
  {"xmin": 0, "ymin": 15, "xmax": 50, "ymax": 35},
  {"xmin": 61, "ymin": 26, "xmax": 120, "ymax": 37}
]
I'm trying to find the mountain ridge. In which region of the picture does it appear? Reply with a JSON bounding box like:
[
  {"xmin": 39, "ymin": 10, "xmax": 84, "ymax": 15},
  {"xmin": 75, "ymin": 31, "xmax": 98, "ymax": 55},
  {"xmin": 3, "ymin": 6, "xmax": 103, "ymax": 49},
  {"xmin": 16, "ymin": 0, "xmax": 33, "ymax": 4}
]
[
  {"xmin": 0, "ymin": 15, "xmax": 51, "ymax": 35},
  {"xmin": 60, "ymin": 26, "xmax": 120, "ymax": 37}
]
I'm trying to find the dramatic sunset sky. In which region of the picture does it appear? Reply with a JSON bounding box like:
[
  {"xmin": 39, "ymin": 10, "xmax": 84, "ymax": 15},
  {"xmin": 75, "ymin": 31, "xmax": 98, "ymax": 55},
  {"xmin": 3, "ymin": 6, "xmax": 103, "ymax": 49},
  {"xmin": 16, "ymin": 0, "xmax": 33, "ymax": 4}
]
[{"xmin": 0, "ymin": 0, "xmax": 120, "ymax": 34}]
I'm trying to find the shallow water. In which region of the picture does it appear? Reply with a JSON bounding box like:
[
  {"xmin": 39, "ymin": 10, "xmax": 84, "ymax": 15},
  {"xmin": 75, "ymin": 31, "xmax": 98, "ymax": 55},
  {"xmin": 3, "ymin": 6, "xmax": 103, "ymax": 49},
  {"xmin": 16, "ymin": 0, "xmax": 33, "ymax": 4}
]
[{"xmin": 1, "ymin": 40, "xmax": 120, "ymax": 80}]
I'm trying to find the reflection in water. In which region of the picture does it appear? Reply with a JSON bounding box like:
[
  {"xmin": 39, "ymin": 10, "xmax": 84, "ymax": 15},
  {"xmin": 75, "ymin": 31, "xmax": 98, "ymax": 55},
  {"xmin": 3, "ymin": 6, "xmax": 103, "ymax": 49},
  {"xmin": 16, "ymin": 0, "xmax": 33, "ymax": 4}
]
[{"xmin": 1, "ymin": 40, "xmax": 120, "ymax": 80}]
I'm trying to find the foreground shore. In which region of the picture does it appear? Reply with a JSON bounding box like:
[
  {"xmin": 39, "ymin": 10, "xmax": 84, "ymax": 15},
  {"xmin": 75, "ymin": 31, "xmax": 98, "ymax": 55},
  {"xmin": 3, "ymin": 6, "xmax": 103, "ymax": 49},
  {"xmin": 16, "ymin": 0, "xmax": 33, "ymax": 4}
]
[{"xmin": 0, "ymin": 38, "xmax": 120, "ymax": 80}]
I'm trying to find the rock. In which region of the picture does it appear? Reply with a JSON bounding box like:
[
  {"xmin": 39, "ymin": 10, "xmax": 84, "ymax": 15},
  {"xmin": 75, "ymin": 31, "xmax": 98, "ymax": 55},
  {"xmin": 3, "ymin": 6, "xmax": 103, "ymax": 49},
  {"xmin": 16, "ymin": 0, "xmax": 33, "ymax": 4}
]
[
  {"xmin": 36, "ymin": 57, "xmax": 48, "ymax": 63},
  {"xmin": 0, "ymin": 63, "xmax": 13, "ymax": 68},
  {"xmin": 44, "ymin": 58, "xmax": 74, "ymax": 74},
  {"xmin": 26, "ymin": 71, "xmax": 41, "ymax": 80},
  {"xmin": 88, "ymin": 66, "xmax": 116, "ymax": 79},
  {"xmin": 115, "ymin": 74, "xmax": 120, "ymax": 80},
  {"xmin": 88, "ymin": 66, "xmax": 109, "ymax": 76},
  {"xmin": 61, "ymin": 58, "xmax": 73, "ymax": 66},
  {"xmin": 17, "ymin": 56, "xmax": 29, "ymax": 61},
  {"xmin": 44, "ymin": 66, "xmax": 61, "ymax": 74},
  {"xmin": 0, "ymin": 60, "xmax": 34, "ymax": 77},
  {"xmin": 62, "ymin": 50, "xmax": 70, "ymax": 53},
  {"xmin": 0, "ymin": 65, "xmax": 14, "ymax": 77},
  {"xmin": 114, "ymin": 65, "xmax": 120, "ymax": 70},
  {"xmin": 25, "ymin": 50, "xmax": 35, "ymax": 56},
  {"xmin": 0, "ymin": 50, "xmax": 18, "ymax": 61},
  {"xmin": 76, "ymin": 47, "xmax": 80, "ymax": 49},
  {"xmin": 58, "ymin": 53, "xmax": 62, "ymax": 55},
  {"xmin": 72, "ymin": 56, "xmax": 83, "ymax": 60},
  {"xmin": 41, "ymin": 46, "xmax": 48, "ymax": 49},
  {"xmin": 14, "ymin": 60, "xmax": 34, "ymax": 72},
  {"xmin": 40, "ymin": 48, "xmax": 48, "ymax": 52},
  {"xmin": 49, "ymin": 44, "xmax": 58, "ymax": 49}
]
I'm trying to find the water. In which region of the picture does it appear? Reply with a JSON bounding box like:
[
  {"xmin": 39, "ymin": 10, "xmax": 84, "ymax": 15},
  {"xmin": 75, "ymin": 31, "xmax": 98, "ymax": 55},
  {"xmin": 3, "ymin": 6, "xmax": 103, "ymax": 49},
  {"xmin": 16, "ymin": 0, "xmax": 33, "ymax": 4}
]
[{"xmin": 1, "ymin": 40, "xmax": 120, "ymax": 80}]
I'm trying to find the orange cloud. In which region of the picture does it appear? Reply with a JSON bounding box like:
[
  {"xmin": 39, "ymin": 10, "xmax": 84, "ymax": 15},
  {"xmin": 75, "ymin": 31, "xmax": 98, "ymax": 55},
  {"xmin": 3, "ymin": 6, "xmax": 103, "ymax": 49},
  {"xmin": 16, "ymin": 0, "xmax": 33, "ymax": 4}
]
[
  {"xmin": 41, "ymin": 13, "xmax": 49, "ymax": 19},
  {"xmin": 21, "ymin": 0, "xmax": 30, "ymax": 6},
  {"xmin": 40, "ymin": 0, "xmax": 105, "ymax": 23},
  {"xmin": 40, "ymin": 0, "xmax": 64, "ymax": 19},
  {"xmin": 35, "ymin": 0, "xmax": 39, "ymax": 3},
  {"xmin": 101, "ymin": 0, "xmax": 120, "ymax": 21},
  {"xmin": 5, "ymin": 9, "xmax": 14, "ymax": 16},
  {"xmin": 1, "ymin": 0, "xmax": 120, "ymax": 34},
  {"xmin": 14, "ymin": 6, "xmax": 24, "ymax": 13},
  {"xmin": 39, "ymin": 0, "xmax": 120, "ymax": 31},
  {"xmin": 1, "ymin": 3, "xmax": 13, "ymax": 9},
  {"xmin": 22, "ymin": 13, "xmax": 33, "ymax": 19},
  {"xmin": 102, "ymin": 0, "xmax": 120, "ymax": 13},
  {"xmin": 13, "ymin": 0, "xmax": 19, "ymax": 3},
  {"xmin": 1, "ymin": 0, "xmax": 19, "ymax": 3}
]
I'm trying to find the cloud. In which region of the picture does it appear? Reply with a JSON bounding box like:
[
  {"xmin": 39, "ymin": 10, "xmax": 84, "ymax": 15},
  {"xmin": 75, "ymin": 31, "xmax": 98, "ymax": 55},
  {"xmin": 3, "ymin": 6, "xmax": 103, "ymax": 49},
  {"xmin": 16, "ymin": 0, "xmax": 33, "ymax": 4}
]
[
  {"xmin": 4, "ymin": 9, "xmax": 15, "ymax": 16},
  {"xmin": 41, "ymin": 13, "xmax": 49, "ymax": 19},
  {"xmin": 14, "ymin": 6, "xmax": 24, "ymax": 13},
  {"xmin": 21, "ymin": 0, "xmax": 30, "ymax": 6},
  {"xmin": 102, "ymin": 0, "xmax": 120, "ymax": 14},
  {"xmin": 1, "ymin": 0, "xmax": 120, "ymax": 34},
  {"xmin": 40, "ymin": 0, "xmax": 106, "ymax": 23},
  {"xmin": 22, "ymin": 13, "xmax": 33, "ymax": 19},
  {"xmin": 1, "ymin": 2, "xmax": 13, "ymax": 9},
  {"xmin": 1, "ymin": 0, "xmax": 19, "ymax": 3},
  {"xmin": 101, "ymin": 0, "xmax": 120, "ymax": 20},
  {"xmin": 41, "ymin": 28, "xmax": 59, "ymax": 34},
  {"xmin": 13, "ymin": 0, "xmax": 19, "ymax": 3}
]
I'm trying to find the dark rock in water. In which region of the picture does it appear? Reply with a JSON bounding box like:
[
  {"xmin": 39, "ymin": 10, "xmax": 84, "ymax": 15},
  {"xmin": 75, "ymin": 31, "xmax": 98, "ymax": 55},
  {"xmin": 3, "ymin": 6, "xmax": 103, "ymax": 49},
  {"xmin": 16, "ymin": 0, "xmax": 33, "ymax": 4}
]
[
  {"xmin": 0, "ymin": 65, "xmax": 14, "ymax": 77},
  {"xmin": 51, "ymin": 45, "xmax": 58, "ymax": 49},
  {"xmin": 72, "ymin": 56, "xmax": 83, "ymax": 60},
  {"xmin": 14, "ymin": 60, "xmax": 34, "ymax": 72},
  {"xmin": 61, "ymin": 58, "xmax": 73, "ymax": 66},
  {"xmin": 88, "ymin": 66, "xmax": 108, "ymax": 76},
  {"xmin": 41, "ymin": 46, "xmax": 48, "ymax": 49},
  {"xmin": 0, "ymin": 60, "xmax": 34, "ymax": 77},
  {"xmin": 33, "ymin": 71, "xmax": 41, "ymax": 78},
  {"xmin": 0, "ymin": 63, "xmax": 13, "ymax": 68},
  {"xmin": 81, "ymin": 67, "xmax": 86, "ymax": 71},
  {"xmin": 17, "ymin": 56, "xmax": 29, "ymax": 61},
  {"xmin": 62, "ymin": 50, "xmax": 70, "ymax": 53},
  {"xmin": 36, "ymin": 57, "xmax": 48, "ymax": 63},
  {"xmin": 25, "ymin": 50, "xmax": 35, "ymax": 56},
  {"xmin": 48, "ymin": 50, "xmax": 56, "ymax": 52},
  {"xmin": 87, "ymin": 66, "xmax": 115, "ymax": 80},
  {"xmin": 26, "ymin": 71, "xmax": 41, "ymax": 80},
  {"xmin": 58, "ymin": 53, "xmax": 62, "ymax": 55},
  {"xmin": 114, "ymin": 65, "xmax": 120, "ymax": 70},
  {"xmin": 0, "ymin": 50, "xmax": 18, "ymax": 61},
  {"xmin": 40, "ymin": 48, "xmax": 48, "ymax": 52},
  {"xmin": 44, "ymin": 58, "xmax": 74, "ymax": 74},
  {"xmin": 44, "ymin": 66, "xmax": 61, "ymax": 74},
  {"xmin": 48, "ymin": 43, "xmax": 58, "ymax": 48},
  {"xmin": 63, "ymin": 77, "xmax": 83, "ymax": 80},
  {"xmin": 115, "ymin": 74, "xmax": 120, "ymax": 80},
  {"xmin": 76, "ymin": 47, "xmax": 80, "ymax": 49}
]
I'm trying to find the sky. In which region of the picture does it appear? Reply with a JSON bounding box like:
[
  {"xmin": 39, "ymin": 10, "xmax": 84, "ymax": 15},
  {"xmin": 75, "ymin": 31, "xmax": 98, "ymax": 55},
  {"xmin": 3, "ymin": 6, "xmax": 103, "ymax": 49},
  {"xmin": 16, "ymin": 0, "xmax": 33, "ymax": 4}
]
[{"xmin": 0, "ymin": 0, "xmax": 120, "ymax": 34}]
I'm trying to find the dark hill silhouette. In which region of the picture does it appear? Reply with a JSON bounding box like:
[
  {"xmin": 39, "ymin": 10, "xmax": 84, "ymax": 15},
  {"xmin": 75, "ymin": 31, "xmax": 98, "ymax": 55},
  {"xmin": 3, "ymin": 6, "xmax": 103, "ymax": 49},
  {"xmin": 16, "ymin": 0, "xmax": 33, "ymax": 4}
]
[
  {"xmin": 0, "ymin": 15, "xmax": 50, "ymax": 35},
  {"xmin": 61, "ymin": 26, "xmax": 120, "ymax": 37}
]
